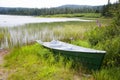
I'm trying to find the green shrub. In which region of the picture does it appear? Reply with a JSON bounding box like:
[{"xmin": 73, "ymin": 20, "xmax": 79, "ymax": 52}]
[
  {"xmin": 87, "ymin": 27, "xmax": 105, "ymax": 46},
  {"xmin": 87, "ymin": 24, "xmax": 120, "ymax": 67},
  {"xmin": 95, "ymin": 37, "xmax": 120, "ymax": 67}
]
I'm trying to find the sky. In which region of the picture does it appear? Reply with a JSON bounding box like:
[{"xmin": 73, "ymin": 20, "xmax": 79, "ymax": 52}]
[{"xmin": 0, "ymin": 0, "xmax": 118, "ymax": 8}]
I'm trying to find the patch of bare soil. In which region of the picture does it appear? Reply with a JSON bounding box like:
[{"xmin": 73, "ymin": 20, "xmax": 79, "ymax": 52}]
[{"xmin": 0, "ymin": 49, "xmax": 9, "ymax": 80}]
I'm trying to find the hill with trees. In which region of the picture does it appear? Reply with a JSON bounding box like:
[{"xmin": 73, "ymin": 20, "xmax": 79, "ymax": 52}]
[{"xmin": 0, "ymin": 5, "xmax": 102, "ymax": 16}]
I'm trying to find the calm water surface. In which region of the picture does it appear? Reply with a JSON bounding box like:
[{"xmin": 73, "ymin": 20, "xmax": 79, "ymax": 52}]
[{"xmin": 0, "ymin": 15, "xmax": 92, "ymax": 27}]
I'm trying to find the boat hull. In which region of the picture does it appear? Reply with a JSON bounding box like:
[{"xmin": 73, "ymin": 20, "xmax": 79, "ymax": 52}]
[{"xmin": 43, "ymin": 46, "xmax": 105, "ymax": 70}]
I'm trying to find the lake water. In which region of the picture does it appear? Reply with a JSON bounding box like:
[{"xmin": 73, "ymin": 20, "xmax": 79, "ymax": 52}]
[
  {"xmin": 0, "ymin": 14, "xmax": 93, "ymax": 48},
  {"xmin": 0, "ymin": 14, "xmax": 92, "ymax": 27}
]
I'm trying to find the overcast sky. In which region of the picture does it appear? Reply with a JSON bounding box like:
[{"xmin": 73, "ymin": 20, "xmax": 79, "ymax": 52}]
[{"xmin": 0, "ymin": 0, "xmax": 118, "ymax": 8}]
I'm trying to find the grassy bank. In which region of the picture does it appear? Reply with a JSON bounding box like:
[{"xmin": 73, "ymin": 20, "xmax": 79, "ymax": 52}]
[
  {"xmin": 4, "ymin": 43, "xmax": 120, "ymax": 80},
  {"xmin": 40, "ymin": 13, "xmax": 101, "ymax": 18},
  {"xmin": 4, "ymin": 43, "xmax": 88, "ymax": 80}
]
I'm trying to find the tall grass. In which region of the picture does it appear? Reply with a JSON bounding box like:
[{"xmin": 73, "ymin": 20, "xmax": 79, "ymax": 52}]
[
  {"xmin": 0, "ymin": 21, "xmax": 99, "ymax": 48},
  {"xmin": 93, "ymin": 67, "xmax": 120, "ymax": 80},
  {"xmin": 0, "ymin": 33, "xmax": 4, "ymax": 45},
  {"xmin": 0, "ymin": 28, "xmax": 10, "ymax": 48},
  {"xmin": 4, "ymin": 43, "xmax": 88, "ymax": 80},
  {"xmin": 5, "ymin": 43, "xmax": 120, "ymax": 80}
]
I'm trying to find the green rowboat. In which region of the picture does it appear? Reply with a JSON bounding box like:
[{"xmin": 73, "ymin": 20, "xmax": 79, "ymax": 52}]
[{"xmin": 36, "ymin": 40, "xmax": 106, "ymax": 70}]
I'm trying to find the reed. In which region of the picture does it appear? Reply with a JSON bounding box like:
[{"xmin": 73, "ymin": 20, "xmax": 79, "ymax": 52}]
[{"xmin": 0, "ymin": 21, "xmax": 98, "ymax": 48}]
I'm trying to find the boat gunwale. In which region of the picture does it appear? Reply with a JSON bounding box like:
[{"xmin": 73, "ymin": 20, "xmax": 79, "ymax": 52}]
[
  {"xmin": 42, "ymin": 44, "xmax": 106, "ymax": 54},
  {"xmin": 36, "ymin": 40, "xmax": 106, "ymax": 54}
]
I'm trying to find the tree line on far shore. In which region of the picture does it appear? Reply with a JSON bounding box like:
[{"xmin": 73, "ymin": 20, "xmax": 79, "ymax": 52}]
[
  {"xmin": 0, "ymin": 5, "xmax": 102, "ymax": 16},
  {"xmin": 0, "ymin": 2, "xmax": 119, "ymax": 18}
]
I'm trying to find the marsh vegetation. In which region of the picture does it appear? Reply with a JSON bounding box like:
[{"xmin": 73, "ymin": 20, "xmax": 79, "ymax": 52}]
[
  {"xmin": 0, "ymin": 18, "xmax": 98, "ymax": 48},
  {"xmin": 1, "ymin": 16, "xmax": 119, "ymax": 80}
]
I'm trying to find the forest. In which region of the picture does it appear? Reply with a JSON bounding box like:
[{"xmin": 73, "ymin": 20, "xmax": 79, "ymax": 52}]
[{"xmin": 0, "ymin": 5, "xmax": 102, "ymax": 16}]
